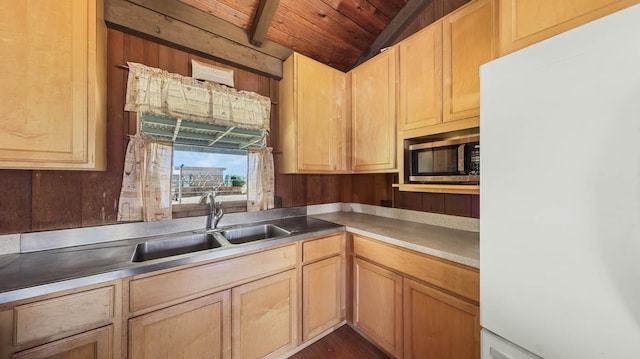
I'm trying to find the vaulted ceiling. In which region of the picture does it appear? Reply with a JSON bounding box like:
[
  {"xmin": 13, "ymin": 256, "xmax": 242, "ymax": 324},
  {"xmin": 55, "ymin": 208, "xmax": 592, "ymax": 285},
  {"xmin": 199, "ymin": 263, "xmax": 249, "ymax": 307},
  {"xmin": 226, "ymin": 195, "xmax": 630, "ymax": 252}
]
[{"xmin": 104, "ymin": 0, "xmax": 469, "ymax": 78}]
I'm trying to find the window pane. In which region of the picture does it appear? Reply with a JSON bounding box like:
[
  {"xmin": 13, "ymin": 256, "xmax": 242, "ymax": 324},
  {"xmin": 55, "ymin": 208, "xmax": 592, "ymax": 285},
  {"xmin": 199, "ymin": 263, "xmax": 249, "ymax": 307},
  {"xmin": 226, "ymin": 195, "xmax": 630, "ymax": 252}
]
[{"xmin": 172, "ymin": 150, "xmax": 247, "ymax": 209}]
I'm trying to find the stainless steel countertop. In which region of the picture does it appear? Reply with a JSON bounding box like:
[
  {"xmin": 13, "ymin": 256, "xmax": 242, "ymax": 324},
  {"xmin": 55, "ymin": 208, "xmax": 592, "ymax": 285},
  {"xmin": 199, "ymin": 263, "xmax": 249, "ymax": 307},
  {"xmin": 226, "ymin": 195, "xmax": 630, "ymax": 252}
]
[
  {"xmin": 0, "ymin": 216, "xmax": 343, "ymax": 304},
  {"xmin": 0, "ymin": 210, "xmax": 480, "ymax": 305}
]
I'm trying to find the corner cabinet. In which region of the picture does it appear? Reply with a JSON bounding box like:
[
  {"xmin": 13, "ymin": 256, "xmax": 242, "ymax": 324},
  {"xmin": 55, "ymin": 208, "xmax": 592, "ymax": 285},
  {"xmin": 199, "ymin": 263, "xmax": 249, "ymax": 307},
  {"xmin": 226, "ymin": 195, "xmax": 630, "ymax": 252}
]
[
  {"xmin": 301, "ymin": 234, "xmax": 346, "ymax": 342},
  {"xmin": 279, "ymin": 52, "xmax": 350, "ymax": 173},
  {"xmin": 498, "ymin": 0, "xmax": 640, "ymax": 56},
  {"xmin": 352, "ymin": 258, "xmax": 403, "ymax": 358},
  {"xmin": 0, "ymin": 0, "xmax": 106, "ymax": 170},
  {"xmin": 351, "ymin": 234, "xmax": 480, "ymax": 359},
  {"xmin": 398, "ymin": 0, "xmax": 496, "ymax": 137},
  {"xmin": 350, "ymin": 48, "xmax": 397, "ymax": 173}
]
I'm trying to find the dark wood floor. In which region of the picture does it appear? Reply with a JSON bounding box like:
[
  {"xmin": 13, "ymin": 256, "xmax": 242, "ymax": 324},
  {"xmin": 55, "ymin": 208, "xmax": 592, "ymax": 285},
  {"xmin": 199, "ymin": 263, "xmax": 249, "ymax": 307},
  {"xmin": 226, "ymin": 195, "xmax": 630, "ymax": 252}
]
[{"xmin": 289, "ymin": 325, "xmax": 390, "ymax": 359}]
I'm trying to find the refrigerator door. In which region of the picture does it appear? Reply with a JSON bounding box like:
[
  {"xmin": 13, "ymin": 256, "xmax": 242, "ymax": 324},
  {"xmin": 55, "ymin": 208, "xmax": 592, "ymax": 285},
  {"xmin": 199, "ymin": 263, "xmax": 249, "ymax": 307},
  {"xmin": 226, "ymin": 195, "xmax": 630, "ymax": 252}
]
[
  {"xmin": 482, "ymin": 330, "xmax": 541, "ymax": 359},
  {"xmin": 480, "ymin": 3, "xmax": 640, "ymax": 359}
]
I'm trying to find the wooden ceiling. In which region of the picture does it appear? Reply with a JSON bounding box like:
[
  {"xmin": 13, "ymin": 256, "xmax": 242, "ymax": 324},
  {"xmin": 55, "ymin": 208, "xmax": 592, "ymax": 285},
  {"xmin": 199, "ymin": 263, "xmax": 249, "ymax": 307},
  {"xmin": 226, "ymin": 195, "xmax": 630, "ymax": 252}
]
[
  {"xmin": 178, "ymin": 0, "xmax": 408, "ymax": 71},
  {"xmin": 104, "ymin": 0, "xmax": 468, "ymax": 77}
]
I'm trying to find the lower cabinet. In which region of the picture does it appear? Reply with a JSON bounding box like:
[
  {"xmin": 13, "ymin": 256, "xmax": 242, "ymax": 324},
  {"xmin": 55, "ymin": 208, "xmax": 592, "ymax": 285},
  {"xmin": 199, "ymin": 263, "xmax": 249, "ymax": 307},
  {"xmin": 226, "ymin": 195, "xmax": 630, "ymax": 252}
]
[
  {"xmin": 232, "ymin": 270, "xmax": 298, "ymax": 359},
  {"xmin": 0, "ymin": 282, "xmax": 121, "ymax": 359},
  {"xmin": 403, "ymin": 278, "xmax": 480, "ymax": 359},
  {"xmin": 128, "ymin": 291, "xmax": 231, "ymax": 359},
  {"xmin": 351, "ymin": 234, "xmax": 480, "ymax": 359},
  {"xmin": 352, "ymin": 258, "xmax": 403, "ymax": 358},
  {"xmin": 11, "ymin": 326, "xmax": 113, "ymax": 359},
  {"xmin": 302, "ymin": 255, "xmax": 343, "ymax": 341}
]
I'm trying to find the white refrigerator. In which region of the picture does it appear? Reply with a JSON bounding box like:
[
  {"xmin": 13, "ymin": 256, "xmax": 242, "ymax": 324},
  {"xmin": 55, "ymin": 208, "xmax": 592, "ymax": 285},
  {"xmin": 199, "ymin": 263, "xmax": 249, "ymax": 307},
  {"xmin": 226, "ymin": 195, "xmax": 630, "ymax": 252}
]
[{"xmin": 480, "ymin": 4, "xmax": 640, "ymax": 359}]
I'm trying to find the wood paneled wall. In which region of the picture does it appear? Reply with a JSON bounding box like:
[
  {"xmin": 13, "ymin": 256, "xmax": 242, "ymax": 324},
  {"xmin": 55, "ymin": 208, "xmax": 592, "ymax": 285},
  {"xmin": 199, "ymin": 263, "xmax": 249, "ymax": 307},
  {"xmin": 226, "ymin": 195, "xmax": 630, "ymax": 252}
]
[
  {"xmin": 0, "ymin": 29, "xmax": 394, "ymax": 235},
  {"xmin": 0, "ymin": 20, "xmax": 478, "ymax": 236}
]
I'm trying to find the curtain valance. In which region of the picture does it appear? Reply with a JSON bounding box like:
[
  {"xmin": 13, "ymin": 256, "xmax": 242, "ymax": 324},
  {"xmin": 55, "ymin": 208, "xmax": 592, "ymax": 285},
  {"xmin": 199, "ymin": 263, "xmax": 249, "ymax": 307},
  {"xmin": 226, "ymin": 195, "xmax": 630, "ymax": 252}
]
[{"xmin": 124, "ymin": 62, "xmax": 271, "ymax": 131}]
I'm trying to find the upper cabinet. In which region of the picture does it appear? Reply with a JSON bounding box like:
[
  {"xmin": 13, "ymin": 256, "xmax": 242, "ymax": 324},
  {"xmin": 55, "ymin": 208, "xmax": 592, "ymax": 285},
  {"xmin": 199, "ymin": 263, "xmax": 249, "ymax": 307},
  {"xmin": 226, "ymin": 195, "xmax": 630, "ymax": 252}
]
[
  {"xmin": 398, "ymin": 23, "xmax": 443, "ymax": 132},
  {"xmin": 398, "ymin": 0, "xmax": 496, "ymax": 137},
  {"xmin": 499, "ymin": 0, "xmax": 640, "ymax": 56},
  {"xmin": 0, "ymin": 0, "xmax": 106, "ymax": 170},
  {"xmin": 351, "ymin": 47, "xmax": 397, "ymax": 173},
  {"xmin": 279, "ymin": 52, "xmax": 350, "ymax": 173},
  {"xmin": 443, "ymin": 0, "xmax": 496, "ymax": 122}
]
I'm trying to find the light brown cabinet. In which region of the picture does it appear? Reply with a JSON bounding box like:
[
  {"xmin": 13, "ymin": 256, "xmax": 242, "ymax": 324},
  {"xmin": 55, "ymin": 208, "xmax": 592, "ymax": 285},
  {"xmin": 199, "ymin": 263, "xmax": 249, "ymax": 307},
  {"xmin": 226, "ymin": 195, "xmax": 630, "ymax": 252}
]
[
  {"xmin": 443, "ymin": 0, "xmax": 496, "ymax": 123},
  {"xmin": 352, "ymin": 234, "xmax": 480, "ymax": 359},
  {"xmin": 498, "ymin": 0, "xmax": 639, "ymax": 56},
  {"xmin": 351, "ymin": 48, "xmax": 397, "ymax": 173},
  {"xmin": 0, "ymin": 282, "xmax": 121, "ymax": 359},
  {"xmin": 128, "ymin": 291, "xmax": 231, "ymax": 359},
  {"xmin": 398, "ymin": 23, "xmax": 443, "ymax": 132},
  {"xmin": 232, "ymin": 269, "xmax": 298, "ymax": 359},
  {"xmin": 352, "ymin": 258, "xmax": 403, "ymax": 358},
  {"xmin": 301, "ymin": 234, "xmax": 345, "ymax": 342},
  {"xmin": 398, "ymin": 0, "xmax": 495, "ymax": 138},
  {"xmin": 403, "ymin": 278, "xmax": 480, "ymax": 359},
  {"xmin": 0, "ymin": 0, "xmax": 106, "ymax": 170},
  {"xmin": 279, "ymin": 53, "xmax": 349, "ymax": 173},
  {"xmin": 11, "ymin": 326, "xmax": 113, "ymax": 359}
]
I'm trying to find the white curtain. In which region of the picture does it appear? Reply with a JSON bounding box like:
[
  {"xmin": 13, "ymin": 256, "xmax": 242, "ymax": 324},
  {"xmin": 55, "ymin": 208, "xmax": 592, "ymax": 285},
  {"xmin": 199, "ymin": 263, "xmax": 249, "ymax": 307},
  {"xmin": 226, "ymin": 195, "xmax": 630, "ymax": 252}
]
[
  {"xmin": 117, "ymin": 134, "xmax": 173, "ymax": 222},
  {"xmin": 247, "ymin": 147, "xmax": 275, "ymax": 211},
  {"xmin": 124, "ymin": 62, "xmax": 271, "ymax": 131}
]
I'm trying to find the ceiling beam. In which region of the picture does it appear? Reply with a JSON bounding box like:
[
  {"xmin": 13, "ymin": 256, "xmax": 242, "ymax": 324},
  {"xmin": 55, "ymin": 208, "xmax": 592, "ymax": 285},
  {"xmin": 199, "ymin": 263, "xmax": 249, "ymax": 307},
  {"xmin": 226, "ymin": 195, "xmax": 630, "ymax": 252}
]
[
  {"xmin": 105, "ymin": 0, "xmax": 284, "ymax": 78},
  {"xmin": 249, "ymin": 0, "xmax": 281, "ymax": 47},
  {"xmin": 127, "ymin": 0, "xmax": 292, "ymax": 60},
  {"xmin": 352, "ymin": 0, "xmax": 433, "ymax": 68}
]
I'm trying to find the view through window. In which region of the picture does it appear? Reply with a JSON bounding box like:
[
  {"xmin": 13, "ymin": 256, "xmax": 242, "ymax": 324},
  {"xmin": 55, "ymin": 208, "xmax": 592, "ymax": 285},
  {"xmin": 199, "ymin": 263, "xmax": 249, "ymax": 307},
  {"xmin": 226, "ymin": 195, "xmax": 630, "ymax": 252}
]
[{"xmin": 172, "ymin": 149, "xmax": 248, "ymax": 210}]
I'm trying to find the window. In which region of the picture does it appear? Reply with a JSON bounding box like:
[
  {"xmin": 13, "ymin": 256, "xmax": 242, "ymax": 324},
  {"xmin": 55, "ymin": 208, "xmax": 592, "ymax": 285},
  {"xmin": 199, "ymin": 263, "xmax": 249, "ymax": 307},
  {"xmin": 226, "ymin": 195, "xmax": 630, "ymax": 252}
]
[{"xmin": 139, "ymin": 112, "xmax": 266, "ymax": 214}]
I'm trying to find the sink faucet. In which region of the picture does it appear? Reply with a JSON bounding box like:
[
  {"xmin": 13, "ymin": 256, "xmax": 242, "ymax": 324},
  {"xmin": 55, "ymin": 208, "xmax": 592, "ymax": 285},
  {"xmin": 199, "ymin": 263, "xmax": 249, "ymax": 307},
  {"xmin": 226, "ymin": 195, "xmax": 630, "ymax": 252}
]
[{"xmin": 202, "ymin": 191, "xmax": 224, "ymax": 230}]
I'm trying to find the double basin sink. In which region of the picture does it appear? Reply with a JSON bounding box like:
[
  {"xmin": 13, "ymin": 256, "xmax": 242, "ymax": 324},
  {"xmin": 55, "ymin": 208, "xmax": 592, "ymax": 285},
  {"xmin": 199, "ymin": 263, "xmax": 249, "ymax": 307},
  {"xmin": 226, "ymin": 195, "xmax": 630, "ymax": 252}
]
[{"xmin": 131, "ymin": 224, "xmax": 291, "ymax": 262}]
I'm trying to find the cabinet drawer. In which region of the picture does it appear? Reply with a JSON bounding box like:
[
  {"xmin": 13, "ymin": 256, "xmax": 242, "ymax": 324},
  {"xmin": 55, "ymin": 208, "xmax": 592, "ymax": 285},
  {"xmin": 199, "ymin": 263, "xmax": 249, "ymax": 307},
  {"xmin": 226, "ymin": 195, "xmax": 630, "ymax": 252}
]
[
  {"xmin": 353, "ymin": 235, "xmax": 479, "ymax": 302},
  {"xmin": 302, "ymin": 234, "xmax": 344, "ymax": 263},
  {"xmin": 14, "ymin": 286, "xmax": 114, "ymax": 345},
  {"xmin": 130, "ymin": 244, "xmax": 297, "ymax": 313}
]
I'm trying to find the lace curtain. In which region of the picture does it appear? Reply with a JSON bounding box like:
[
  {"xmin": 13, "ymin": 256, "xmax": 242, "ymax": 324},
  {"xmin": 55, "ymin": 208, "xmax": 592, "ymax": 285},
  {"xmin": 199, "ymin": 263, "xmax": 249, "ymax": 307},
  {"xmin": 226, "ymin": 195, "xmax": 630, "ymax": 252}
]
[
  {"xmin": 119, "ymin": 62, "xmax": 276, "ymax": 221},
  {"xmin": 124, "ymin": 62, "xmax": 271, "ymax": 131},
  {"xmin": 247, "ymin": 147, "xmax": 275, "ymax": 211},
  {"xmin": 117, "ymin": 134, "xmax": 173, "ymax": 222}
]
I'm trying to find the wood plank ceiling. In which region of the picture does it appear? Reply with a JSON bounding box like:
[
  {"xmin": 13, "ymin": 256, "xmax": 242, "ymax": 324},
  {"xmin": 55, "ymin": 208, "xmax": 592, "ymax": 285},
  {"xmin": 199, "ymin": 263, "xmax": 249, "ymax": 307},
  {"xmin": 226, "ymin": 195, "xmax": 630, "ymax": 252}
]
[
  {"xmin": 178, "ymin": 0, "xmax": 407, "ymax": 71},
  {"xmin": 105, "ymin": 0, "xmax": 433, "ymax": 77}
]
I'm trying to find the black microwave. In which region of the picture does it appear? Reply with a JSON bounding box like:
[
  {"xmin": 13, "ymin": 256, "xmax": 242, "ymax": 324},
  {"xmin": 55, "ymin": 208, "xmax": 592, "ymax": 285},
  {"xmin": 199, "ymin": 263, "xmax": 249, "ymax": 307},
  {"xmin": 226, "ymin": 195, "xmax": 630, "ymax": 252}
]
[{"xmin": 409, "ymin": 135, "xmax": 479, "ymax": 183}]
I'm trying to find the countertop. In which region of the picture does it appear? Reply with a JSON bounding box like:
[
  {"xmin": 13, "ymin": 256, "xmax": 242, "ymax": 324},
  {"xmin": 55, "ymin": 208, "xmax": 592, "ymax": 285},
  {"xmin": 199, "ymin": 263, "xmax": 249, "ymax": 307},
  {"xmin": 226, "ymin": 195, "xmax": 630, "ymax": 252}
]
[
  {"xmin": 0, "ymin": 210, "xmax": 479, "ymax": 305},
  {"xmin": 311, "ymin": 212, "xmax": 479, "ymax": 268}
]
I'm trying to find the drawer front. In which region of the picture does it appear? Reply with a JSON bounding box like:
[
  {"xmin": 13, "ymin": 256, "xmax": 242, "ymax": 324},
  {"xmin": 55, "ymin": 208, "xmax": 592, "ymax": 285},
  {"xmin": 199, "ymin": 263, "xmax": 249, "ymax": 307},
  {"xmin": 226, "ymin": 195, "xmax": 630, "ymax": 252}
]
[
  {"xmin": 302, "ymin": 234, "xmax": 344, "ymax": 263},
  {"xmin": 353, "ymin": 235, "xmax": 479, "ymax": 302},
  {"xmin": 130, "ymin": 244, "xmax": 297, "ymax": 313},
  {"xmin": 14, "ymin": 286, "xmax": 114, "ymax": 345}
]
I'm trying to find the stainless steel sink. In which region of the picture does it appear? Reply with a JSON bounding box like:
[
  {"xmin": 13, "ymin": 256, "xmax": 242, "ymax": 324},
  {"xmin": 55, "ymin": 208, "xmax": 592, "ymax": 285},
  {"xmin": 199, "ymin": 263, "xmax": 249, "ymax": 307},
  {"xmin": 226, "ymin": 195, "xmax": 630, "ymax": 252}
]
[
  {"xmin": 220, "ymin": 224, "xmax": 290, "ymax": 244},
  {"xmin": 131, "ymin": 233, "xmax": 222, "ymax": 262}
]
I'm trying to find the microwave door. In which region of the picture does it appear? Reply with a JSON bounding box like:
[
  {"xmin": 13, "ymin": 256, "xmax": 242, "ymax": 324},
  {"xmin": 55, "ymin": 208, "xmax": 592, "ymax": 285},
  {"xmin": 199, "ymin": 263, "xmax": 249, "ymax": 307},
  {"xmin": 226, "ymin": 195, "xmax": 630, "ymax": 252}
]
[
  {"xmin": 433, "ymin": 147, "xmax": 458, "ymax": 174},
  {"xmin": 417, "ymin": 150, "xmax": 434, "ymax": 174}
]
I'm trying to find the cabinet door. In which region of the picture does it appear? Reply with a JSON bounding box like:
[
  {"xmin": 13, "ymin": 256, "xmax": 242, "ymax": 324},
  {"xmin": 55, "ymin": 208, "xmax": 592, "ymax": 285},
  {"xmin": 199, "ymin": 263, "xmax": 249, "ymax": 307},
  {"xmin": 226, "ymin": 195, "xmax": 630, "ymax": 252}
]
[
  {"xmin": 403, "ymin": 278, "xmax": 480, "ymax": 359},
  {"xmin": 302, "ymin": 255, "xmax": 344, "ymax": 342},
  {"xmin": 279, "ymin": 53, "xmax": 348, "ymax": 173},
  {"xmin": 499, "ymin": 0, "xmax": 639, "ymax": 56},
  {"xmin": 351, "ymin": 48, "xmax": 397, "ymax": 172},
  {"xmin": 232, "ymin": 270, "xmax": 297, "ymax": 359},
  {"xmin": 398, "ymin": 22, "xmax": 443, "ymax": 131},
  {"xmin": 0, "ymin": 0, "xmax": 105, "ymax": 170},
  {"xmin": 352, "ymin": 258, "xmax": 402, "ymax": 358},
  {"xmin": 12, "ymin": 325, "xmax": 113, "ymax": 359},
  {"xmin": 443, "ymin": 0, "xmax": 496, "ymax": 123},
  {"xmin": 129, "ymin": 291, "xmax": 231, "ymax": 359},
  {"xmin": 297, "ymin": 55, "xmax": 348, "ymax": 172}
]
